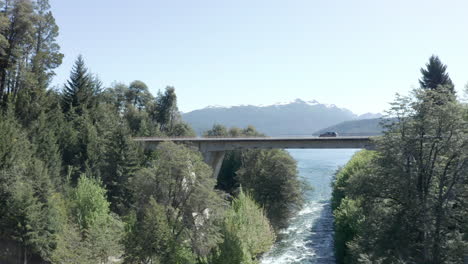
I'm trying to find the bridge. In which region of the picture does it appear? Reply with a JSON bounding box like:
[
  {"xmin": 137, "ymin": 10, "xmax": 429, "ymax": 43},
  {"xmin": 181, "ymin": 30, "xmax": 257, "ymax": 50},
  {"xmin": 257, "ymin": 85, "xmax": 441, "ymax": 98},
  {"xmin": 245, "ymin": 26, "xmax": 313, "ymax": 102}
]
[{"xmin": 134, "ymin": 136, "xmax": 376, "ymax": 178}]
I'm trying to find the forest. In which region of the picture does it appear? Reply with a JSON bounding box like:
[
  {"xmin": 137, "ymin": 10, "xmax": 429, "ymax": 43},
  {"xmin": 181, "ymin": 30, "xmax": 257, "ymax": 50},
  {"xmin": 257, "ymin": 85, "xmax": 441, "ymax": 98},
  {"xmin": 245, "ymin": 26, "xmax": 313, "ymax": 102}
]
[
  {"xmin": 1, "ymin": 1, "xmax": 468, "ymax": 264},
  {"xmin": 332, "ymin": 56, "xmax": 468, "ymax": 264},
  {"xmin": 0, "ymin": 0, "xmax": 305, "ymax": 263}
]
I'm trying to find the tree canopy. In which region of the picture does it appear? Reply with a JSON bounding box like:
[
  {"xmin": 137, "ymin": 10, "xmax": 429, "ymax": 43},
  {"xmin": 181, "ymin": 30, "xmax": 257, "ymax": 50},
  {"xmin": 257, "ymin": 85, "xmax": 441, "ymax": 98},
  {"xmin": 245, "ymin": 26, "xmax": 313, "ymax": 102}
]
[{"xmin": 419, "ymin": 55, "xmax": 454, "ymax": 94}]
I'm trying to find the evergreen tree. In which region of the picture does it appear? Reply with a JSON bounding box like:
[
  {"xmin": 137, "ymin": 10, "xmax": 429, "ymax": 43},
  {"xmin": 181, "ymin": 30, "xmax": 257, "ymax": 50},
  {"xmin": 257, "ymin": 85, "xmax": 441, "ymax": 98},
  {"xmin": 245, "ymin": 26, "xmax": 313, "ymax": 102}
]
[
  {"xmin": 0, "ymin": 2, "xmax": 9, "ymax": 58},
  {"xmin": 28, "ymin": 111, "xmax": 62, "ymax": 185},
  {"xmin": 0, "ymin": 109, "xmax": 59, "ymax": 263},
  {"xmin": 153, "ymin": 86, "xmax": 179, "ymax": 132},
  {"xmin": 13, "ymin": 0, "xmax": 63, "ymax": 124},
  {"xmin": 0, "ymin": 0, "xmax": 35, "ymax": 105},
  {"xmin": 62, "ymin": 55, "xmax": 98, "ymax": 114},
  {"xmin": 31, "ymin": 0, "xmax": 63, "ymax": 89},
  {"xmin": 102, "ymin": 119, "xmax": 140, "ymax": 214},
  {"xmin": 123, "ymin": 197, "xmax": 172, "ymax": 263},
  {"xmin": 0, "ymin": 0, "xmax": 62, "ymax": 112},
  {"xmin": 419, "ymin": 55, "xmax": 454, "ymax": 93}
]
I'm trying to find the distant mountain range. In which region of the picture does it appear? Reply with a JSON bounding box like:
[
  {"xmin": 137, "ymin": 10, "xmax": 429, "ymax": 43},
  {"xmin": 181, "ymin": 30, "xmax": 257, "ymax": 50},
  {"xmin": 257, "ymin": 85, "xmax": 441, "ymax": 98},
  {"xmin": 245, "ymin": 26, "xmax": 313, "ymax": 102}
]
[
  {"xmin": 314, "ymin": 118, "xmax": 384, "ymax": 136},
  {"xmin": 182, "ymin": 99, "xmax": 383, "ymax": 136}
]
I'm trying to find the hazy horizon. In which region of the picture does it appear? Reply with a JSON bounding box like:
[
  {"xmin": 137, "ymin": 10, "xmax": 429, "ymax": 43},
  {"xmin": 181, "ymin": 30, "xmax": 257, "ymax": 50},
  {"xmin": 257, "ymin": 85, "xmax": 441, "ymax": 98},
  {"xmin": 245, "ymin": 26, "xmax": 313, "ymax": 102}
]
[{"xmin": 50, "ymin": 0, "xmax": 468, "ymax": 115}]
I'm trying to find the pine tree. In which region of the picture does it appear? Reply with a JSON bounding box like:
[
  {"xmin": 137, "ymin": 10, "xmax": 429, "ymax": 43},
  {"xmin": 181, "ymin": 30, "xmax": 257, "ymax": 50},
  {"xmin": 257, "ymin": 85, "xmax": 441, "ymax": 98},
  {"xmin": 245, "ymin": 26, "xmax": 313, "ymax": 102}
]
[
  {"xmin": 29, "ymin": 111, "xmax": 62, "ymax": 185},
  {"xmin": 62, "ymin": 55, "xmax": 97, "ymax": 114},
  {"xmin": 153, "ymin": 86, "xmax": 180, "ymax": 132},
  {"xmin": 123, "ymin": 197, "xmax": 172, "ymax": 263},
  {"xmin": 31, "ymin": 0, "xmax": 63, "ymax": 89},
  {"xmin": 0, "ymin": 110, "xmax": 58, "ymax": 263},
  {"xmin": 102, "ymin": 120, "xmax": 140, "ymax": 214},
  {"xmin": 419, "ymin": 55, "xmax": 454, "ymax": 93},
  {"xmin": 0, "ymin": 0, "xmax": 35, "ymax": 105}
]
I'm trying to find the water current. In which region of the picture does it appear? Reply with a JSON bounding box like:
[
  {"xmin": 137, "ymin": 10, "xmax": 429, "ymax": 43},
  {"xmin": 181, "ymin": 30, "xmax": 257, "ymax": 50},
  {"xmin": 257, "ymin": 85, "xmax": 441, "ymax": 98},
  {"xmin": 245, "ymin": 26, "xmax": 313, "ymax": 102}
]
[{"xmin": 261, "ymin": 149, "xmax": 359, "ymax": 264}]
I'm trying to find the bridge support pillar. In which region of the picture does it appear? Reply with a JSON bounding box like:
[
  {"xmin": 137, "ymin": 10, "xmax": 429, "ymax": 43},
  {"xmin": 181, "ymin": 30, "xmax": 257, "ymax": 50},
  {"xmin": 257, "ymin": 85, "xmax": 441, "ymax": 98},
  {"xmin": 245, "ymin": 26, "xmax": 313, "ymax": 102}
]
[{"xmin": 202, "ymin": 151, "xmax": 225, "ymax": 179}]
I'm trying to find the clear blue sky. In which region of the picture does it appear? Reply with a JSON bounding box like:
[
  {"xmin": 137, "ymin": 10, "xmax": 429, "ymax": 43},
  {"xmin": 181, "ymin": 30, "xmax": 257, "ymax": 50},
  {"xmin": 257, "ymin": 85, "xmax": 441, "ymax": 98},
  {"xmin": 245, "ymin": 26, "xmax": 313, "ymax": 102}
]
[{"xmin": 49, "ymin": 0, "xmax": 468, "ymax": 114}]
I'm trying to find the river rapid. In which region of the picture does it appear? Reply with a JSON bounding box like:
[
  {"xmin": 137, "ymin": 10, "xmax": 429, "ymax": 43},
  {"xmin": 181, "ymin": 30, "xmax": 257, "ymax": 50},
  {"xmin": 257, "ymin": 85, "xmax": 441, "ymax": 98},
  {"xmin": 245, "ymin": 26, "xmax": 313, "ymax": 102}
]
[{"xmin": 261, "ymin": 149, "xmax": 359, "ymax": 264}]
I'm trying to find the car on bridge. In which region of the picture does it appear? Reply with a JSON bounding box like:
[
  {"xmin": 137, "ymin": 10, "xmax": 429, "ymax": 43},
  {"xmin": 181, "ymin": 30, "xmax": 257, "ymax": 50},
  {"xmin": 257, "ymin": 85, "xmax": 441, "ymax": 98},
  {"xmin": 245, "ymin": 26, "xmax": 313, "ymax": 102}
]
[{"xmin": 319, "ymin": 131, "xmax": 338, "ymax": 137}]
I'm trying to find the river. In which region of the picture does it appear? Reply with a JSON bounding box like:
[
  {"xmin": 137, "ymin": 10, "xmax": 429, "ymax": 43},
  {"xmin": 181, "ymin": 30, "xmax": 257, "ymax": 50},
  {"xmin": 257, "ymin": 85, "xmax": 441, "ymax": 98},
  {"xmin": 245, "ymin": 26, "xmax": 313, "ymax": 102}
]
[{"xmin": 261, "ymin": 149, "xmax": 359, "ymax": 264}]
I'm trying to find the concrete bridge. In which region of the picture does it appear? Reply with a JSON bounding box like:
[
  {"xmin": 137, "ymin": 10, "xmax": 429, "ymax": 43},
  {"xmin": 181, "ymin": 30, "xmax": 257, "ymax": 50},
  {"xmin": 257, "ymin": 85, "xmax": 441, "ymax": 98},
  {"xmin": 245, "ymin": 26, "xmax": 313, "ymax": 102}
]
[{"xmin": 134, "ymin": 136, "xmax": 376, "ymax": 178}]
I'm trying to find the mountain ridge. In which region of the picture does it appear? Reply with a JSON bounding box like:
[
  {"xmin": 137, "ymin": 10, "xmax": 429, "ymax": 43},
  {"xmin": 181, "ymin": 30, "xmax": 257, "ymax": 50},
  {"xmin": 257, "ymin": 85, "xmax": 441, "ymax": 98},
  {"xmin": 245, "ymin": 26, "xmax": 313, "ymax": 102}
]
[
  {"xmin": 314, "ymin": 118, "xmax": 384, "ymax": 136},
  {"xmin": 182, "ymin": 99, "xmax": 382, "ymax": 136}
]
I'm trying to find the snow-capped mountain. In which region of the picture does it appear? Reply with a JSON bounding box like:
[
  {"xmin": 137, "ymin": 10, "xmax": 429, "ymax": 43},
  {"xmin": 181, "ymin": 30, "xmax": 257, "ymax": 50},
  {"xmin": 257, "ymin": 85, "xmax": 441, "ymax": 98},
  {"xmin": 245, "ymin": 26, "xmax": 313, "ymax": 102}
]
[
  {"xmin": 357, "ymin": 112, "xmax": 383, "ymax": 120},
  {"xmin": 182, "ymin": 99, "xmax": 381, "ymax": 136}
]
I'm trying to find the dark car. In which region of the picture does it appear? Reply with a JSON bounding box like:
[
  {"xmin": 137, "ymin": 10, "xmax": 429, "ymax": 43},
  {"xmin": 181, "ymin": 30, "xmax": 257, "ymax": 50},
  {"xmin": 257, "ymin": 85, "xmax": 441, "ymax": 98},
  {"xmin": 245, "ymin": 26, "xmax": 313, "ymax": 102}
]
[{"xmin": 319, "ymin": 131, "xmax": 338, "ymax": 137}]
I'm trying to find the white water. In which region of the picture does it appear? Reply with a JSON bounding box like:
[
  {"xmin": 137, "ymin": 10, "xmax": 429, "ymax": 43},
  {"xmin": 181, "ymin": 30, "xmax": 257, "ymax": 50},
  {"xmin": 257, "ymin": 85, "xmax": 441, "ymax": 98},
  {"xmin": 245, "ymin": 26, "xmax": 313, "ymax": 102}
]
[{"xmin": 261, "ymin": 149, "xmax": 358, "ymax": 264}]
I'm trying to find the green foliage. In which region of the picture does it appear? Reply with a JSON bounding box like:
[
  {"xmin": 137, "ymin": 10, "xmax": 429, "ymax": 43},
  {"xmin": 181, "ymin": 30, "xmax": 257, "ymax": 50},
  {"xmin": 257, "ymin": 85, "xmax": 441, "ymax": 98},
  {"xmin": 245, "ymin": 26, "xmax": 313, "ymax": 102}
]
[
  {"xmin": 331, "ymin": 150, "xmax": 375, "ymax": 211},
  {"xmin": 0, "ymin": 2, "xmax": 254, "ymax": 263},
  {"xmin": 131, "ymin": 142, "xmax": 225, "ymax": 259},
  {"xmin": 51, "ymin": 222, "xmax": 93, "ymax": 264},
  {"xmin": 203, "ymin": 124, "xmax": 228, "ymax": 137},
  {"xmin": 0, "ymin": 1, "xmax": 306, "ymax": 262},
  {"xmin": 101, "ymin": 119, "xmax": 140, "ymax": 214},
  {"xmin": 0, "ymin": 0, "xmax": 35, "ymax": 105},
  {"xmin": 211, "ymin": 190, "xmax": 275, "ymax": 264},
  {"xmin": 237, "ymin": 149, "xmax": 304, "ymax": 230},
  {"xmin": 0, "ymin": 110, "xmax": 59, "ymax": 262},
  {"xmin": 123, "ymin": 197, "xmax": 172, "ymax": 264},
  {"xmin": 333, "ymin": 198, "xmax": 364, "ymax": 264},
  {"xmin": 72, "ymin": 175, "xmax": 111, "ymax": 230},
  {"xmin": 85, "ymin": 211, "xmax": 124, "ymax": 263},
  {"xmin": 332, "ymin": 85, "xmax": 468, "ymax": 264},
  {"xmin": 153, "ymin": 86, "xmax": 180, "ymax": 133},
  {"xmin": 169, "ymin": 122, "xmax": 197, "ymax": 137},
  {"xmin": 0, "ymin": 0, "xmax": 62, "ymax": 123},
  {"xmin": 331, "ymin": 150, "xmax": 375, "ymax": 263},
  {"xmin": 50, "ymin": 188, "xmax": 123, "ymax": 264},
  {"xmin": 7, "ymin": 161, "xmax": 55, "ymax": 260},
  {"xmin": 103, "ymin": 81, "xmax": 193, "ymax": 138},
  {"xmin": 204, "ymin": 124, "xmax": 304, "ymax": 231},
  {"xmin": 204, "ymin": 125, "xmax": 264, "ymax": 193},
  {"xmin": 51, "ymin": 174, "xmax": 124, "ymax": 263},
  {"xmin": 28, "ymin": 111, "xmax": 62, "ymax": 184},
  {"xmin": 331, "ymin": 150, "xmax": 374, "ymax": 264},
  {"xmin": 216, "ymin": 150, "xmax": 242, "ymax": 192},
  {"xmin": 126, "ymin": 80, "xmax": 153, "ymax": 110},
  {"xmin": 62, "ymin": 55, "xmax": 101, "ymax": 114},
  {"xmin": 419, "ymin": 55, "xmax": 454, "ymax": 93}
]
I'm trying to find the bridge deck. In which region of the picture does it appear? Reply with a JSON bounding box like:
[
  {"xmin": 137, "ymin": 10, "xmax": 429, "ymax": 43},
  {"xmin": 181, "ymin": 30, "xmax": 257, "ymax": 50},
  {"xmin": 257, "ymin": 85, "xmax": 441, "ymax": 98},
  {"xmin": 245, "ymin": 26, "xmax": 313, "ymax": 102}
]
[
  {"xmin": 134, "ymin": 136, "xmax": 371, "ymax": 141},
  {"xmin": 134, "ymin": 136, "xmax": 376, "ymax": 151},
  {"xmin": 134, "ymin": 136, "xmax": 376, "ymax": 177}
]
